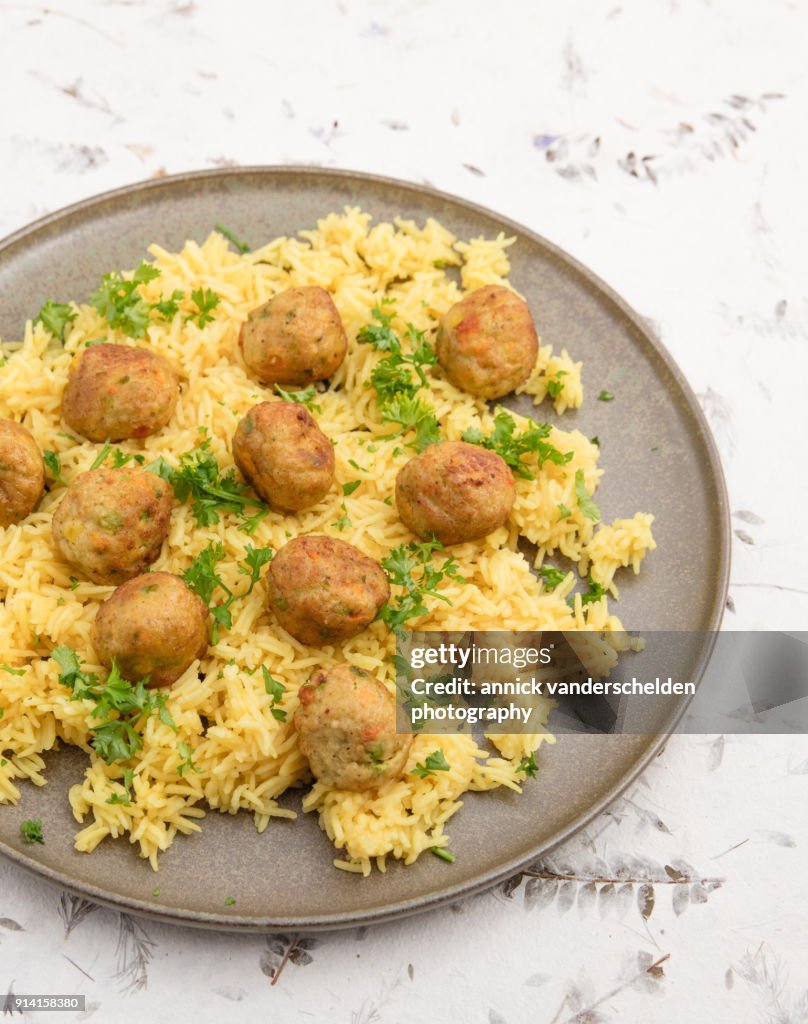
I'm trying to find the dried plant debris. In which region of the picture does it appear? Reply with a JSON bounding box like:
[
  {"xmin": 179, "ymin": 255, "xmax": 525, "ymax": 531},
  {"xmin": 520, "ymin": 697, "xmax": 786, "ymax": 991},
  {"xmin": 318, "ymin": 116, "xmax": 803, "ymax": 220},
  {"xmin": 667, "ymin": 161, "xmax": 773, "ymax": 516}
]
[
  {"xmin": 502, "ymin": 854, "xmax": 723, "ymax": 919},
  {"xmin": 537, "ymin": 93, "xmax": 784, "ymax": 184},
  {"xmin": 259, "ymin": 934, "xmax": 317, "ymax": 986},
  {"xmin": 58, "ymin": 892, "xmax": 98, "ymax": 938},
  {"xmin": 114, "ymin": 914, "xmax": 155, "ymax": 994}
]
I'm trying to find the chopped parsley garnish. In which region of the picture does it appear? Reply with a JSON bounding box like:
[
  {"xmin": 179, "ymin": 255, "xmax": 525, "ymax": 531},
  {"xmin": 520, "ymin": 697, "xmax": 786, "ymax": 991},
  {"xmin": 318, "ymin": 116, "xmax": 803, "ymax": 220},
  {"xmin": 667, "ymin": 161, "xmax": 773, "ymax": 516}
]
[
  {"xmin": 274, "ymin": 383, "xmax": 321, "ymax": 412},
  {"xmin": 215, "ymin": 223, "xmax": 251, "ymax": 254},
  {"xmin": 107, "ymin": 768, "xmax": 135, "ymax": 805},
  {"xmin": 34, "ymin": 300, "xmax": 77, "ymax": 340},
  {"xmin": 333, "ymin": 503, "xmax": 351, "ymax": 531},
  {"xmin": 590, "ymin": 436, "xmax": 600, "ymax": 447},
  {"xmin": 578, "ymin": 578, "xmax": 607, "ymax": 606},
  {"xmin": 261, "ymin": 667, "xmax": 287, "ymax": 721},
  {"xmin": 90, "ymin": 261, "xmax": 160, "ymax": 338},
  {"xmin": 154, "ymin": 289, "xmax": 185, "ymax": 320},
  {"xmin": 342, "ymin": 480, "xmax": 361, "ymax": 496},
  {"xmin": 187, "ymin": 287, "xmax": 220, "ymax": 328},
  {"xmin": 53, "ymin": 647, "xmax": 177, "ymax": 763},
  {"xmin": 224, "ymin": 896, "xmax": 236, "ymax": 907},
  {"xmin": 597, "ymin": 390, "xmax": 614, "ymax": 402},
  {"xmin": 182, "ymin": 541, "xmax": 273, "ymax": 644},
  {"xmin": 380, "ymin": 394, "xmax": 440, "ymax": 452},
  {"xmin": 546, "ymin": 370, "xmax": 568, "ymax": 399},
  {"xmin": 1, "ymin": 664, "xmax": 26, "ymax": 676},
  {"xmin": 43, "ymin": 450, "xmax": 65, "ymax": 486},
  {"xmin": 151, "ymin": 437, "xmax": 268, "ymax": 534},
  {"xmin": 380, "ymin": 540, "xmax": 464, "ymax": 637},
  {"xmin": 462, "ymin": 408, "xmax": 573, "ymax": 480},
  {"xmin": 110, "ymin": 448, "xmax": 145, "ymax": 468},
  {"xmin": 537, "ymin": 565, "xmax": 567, "ymax": 590},
  {"xmin": 574, "ymin": 469, "xmax": 601, "ymax": 522},
  {"xmin": 410, "ymin": 748, "xmax": 451, "ymax": 778},
  {"xmin": 176, "ymin": 743, "xmax": 202, "ymax": 777},
  {"xmin": 21, "ymin": 819, "xmax": 44, "ymax": 845},
  {"xmin": 357, "ymin": 304, "xmax": 440, "ymax": 452},
  {"xmin": 557, "ymin": 502, "xmax": 572, "ymax": 520},
  {"xmin": 516, "ymin": 752, "xmax": 539, "ymax": 777},
  {"xmin": 431, "ymin": 847, "xmax": 456, "ymax": 863}
]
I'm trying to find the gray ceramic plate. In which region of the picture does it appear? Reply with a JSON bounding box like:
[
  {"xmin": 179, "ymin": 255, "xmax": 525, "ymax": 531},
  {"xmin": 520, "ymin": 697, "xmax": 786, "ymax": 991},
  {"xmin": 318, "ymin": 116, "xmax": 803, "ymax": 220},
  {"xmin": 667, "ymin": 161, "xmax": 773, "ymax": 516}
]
[{"xmin": 0, "ymin": 168, "xmax": 729, "ymax": 931}]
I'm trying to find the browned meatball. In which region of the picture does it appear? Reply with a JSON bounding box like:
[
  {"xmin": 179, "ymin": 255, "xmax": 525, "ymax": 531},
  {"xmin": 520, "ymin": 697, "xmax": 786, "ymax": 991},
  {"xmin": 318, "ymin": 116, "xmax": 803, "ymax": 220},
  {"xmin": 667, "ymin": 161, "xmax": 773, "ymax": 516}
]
[
  {"xmin": 295, "ymin": 664, "xmax": 412, "ymax": 790},
  {"xmin": 268, "ymin": 535, "xmax": 389, "ymax": 645},
  {"xmin": 239, "ymin": 286, "xmax": 347, "ymax": 386},
  {"xmin": 52, "ymin": 467, "xmax": 172, "ymax": 584},
  {"xmin": 93, "ymin": 572, "xmax": 209, "ymax": 687},
  {"xmin": 62, "ymin": 343, "xmax": 179, "ymax": 442},
  {"xmin": 0, "ymin": 419, "xmax": 45, "ymax": 527},
  {"xmin": 436, "ymin": 285, "xmax": 538, "ymax": 399},
  {"xmin": 232, "ymin": 401, "xmax": 334, "ymax": 512},
  {"xmin": 396, "ymin": 440, "xmax": 514, "ymax": 545}
]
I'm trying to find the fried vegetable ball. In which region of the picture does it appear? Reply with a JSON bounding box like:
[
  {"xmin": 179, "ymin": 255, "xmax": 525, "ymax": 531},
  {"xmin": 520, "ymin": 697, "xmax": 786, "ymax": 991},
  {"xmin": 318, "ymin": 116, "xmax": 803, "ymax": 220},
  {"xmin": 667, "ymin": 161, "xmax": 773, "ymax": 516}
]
[
  {"xmin": 239, "ymin": 286, "xmax": 348, "ymax": 386},
  {"xmin": 0, "ymin": 419, "xmax": 45, "ymax": 528},
  {"xmin": 61, "ymin": 343, "xmax": 180, "ymax": 442},
  {"xmin": 232, "ymin": 401, "xmax": 334, "ymax": 512},
  {"xmin": 436, "ymin": 285, "xmax": 538, "ymax": 399},
  {"xmin": 52, "ymin": 467, "xmax": 172, "ymax": 584},
  {"xmin": 295, "ymin": 664, "xmax": 412, "ymax": 790},
  {"xmin": 268, "ymin": 535, "xmax": 389, "ymax": 646},
  {"xmin": 396, "ymin": 440, "xmax": 514, "ymax": 545},
  {"xmin": 93, "ymin": 572, "xmax": 209, "ymax": 688}
]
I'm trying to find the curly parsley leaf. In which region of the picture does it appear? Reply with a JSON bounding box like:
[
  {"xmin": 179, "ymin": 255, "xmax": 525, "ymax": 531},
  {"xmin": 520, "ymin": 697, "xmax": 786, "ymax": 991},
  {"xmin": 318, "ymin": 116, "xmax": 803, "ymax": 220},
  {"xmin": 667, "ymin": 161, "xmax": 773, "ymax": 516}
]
[
  {"xmin": 578, "ymin": 578, "xmax": 607, "ymax": 606},
  {"xmin": 537, "ymin": 565, "xmax": 568, "ymax": 590},
  {"xmin": 380, "ymin": 539, "xmax": 465, "ymax": 637},
  {"xmin": 546, "ymin": 370, "xmax": 568, "ymax": 399},
  {"xmin": 21, "ymin": 819, "xmax": 44, "ymax": 844},
  {"xmin": 34, "ymin": 300, "xmax": 77, "ymax": 340},
  {"xmin": 380, "ymin": 394, "xmax": 440, "ymax": 452},
  {"xmin": 89, "ymin": 261, "xmax": 160, "ymax": 339},
  {"xmin": 261, "ymin": 666, "xmax": 287, "ymax": 721},
  {"xmin": 183, "ymin": 541, "xmax": 273, "ymax": 644},
  {"xmin": 187, "ymin": 287, "xmax": 220, "ymax": 328},
  {"xmin": 53, "ymin": 648, "xmax": 176, "ymax": 764},
  {"xmin": 274, "ymin": 383, "xmax": 322, "ymax": 412},
  {"xmin": 462, "ymin": 408, "xmax": 573, "ymax": 480},
  {"xmin": 154, "ymin": 289, "xmax": 185, "ymax": 321},
  {"xmin": 176, "ymin": 742, "xmax": 202, "ymax": 777},
  {"xmin": 410, "ymin": 748, "xmax": 451, "ymax": 778},
  {"xmin": 357, "ymin": 305, "xmax": 440, "ymax": 451},
  {"xmin": 156, "ymin": 438, "xmax": 268, "ymax": 534},
  {"xmin": 574, "ymin": 468, "xmax": 601, "ymax": 522}
]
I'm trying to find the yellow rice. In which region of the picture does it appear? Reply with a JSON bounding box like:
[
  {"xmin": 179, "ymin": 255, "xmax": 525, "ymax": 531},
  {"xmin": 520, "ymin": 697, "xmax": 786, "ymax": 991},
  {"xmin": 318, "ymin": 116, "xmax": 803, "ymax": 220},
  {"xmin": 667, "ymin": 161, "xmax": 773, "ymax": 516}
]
[{"xmin": 0, "ymin": 208, "xmax": 654, "ymax": 873}]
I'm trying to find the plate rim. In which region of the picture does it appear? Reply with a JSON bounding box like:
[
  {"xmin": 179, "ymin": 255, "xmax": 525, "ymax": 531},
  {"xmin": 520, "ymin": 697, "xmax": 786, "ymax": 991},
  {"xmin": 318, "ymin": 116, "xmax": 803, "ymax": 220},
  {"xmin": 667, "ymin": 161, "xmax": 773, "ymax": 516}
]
[{"xmin": 0, "ymin": 165, "xmax": 731, "ymax": 932}]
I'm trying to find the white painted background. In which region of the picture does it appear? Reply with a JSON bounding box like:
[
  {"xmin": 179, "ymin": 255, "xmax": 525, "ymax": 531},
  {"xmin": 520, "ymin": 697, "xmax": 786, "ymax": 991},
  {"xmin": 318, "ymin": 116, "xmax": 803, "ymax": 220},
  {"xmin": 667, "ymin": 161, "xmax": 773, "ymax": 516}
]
[{"xmin": 1, "ymin": 1, "xmax": 807, "ymax": 1021}]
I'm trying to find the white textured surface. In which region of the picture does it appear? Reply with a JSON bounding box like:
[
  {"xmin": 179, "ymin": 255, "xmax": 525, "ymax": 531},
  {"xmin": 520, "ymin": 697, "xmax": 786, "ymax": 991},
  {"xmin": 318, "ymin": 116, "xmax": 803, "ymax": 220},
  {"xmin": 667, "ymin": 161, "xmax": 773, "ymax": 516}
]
[{"xmin": 1, "ymin": 1, "xmax": 807, "ymax": 1021}]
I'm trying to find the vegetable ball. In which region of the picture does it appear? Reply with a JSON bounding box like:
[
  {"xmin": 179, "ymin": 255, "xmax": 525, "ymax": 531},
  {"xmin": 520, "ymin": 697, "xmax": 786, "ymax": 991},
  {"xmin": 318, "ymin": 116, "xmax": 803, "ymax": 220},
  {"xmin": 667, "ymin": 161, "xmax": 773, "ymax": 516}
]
[
  {"xmin": 0, "ymin": 419, "xmax": 45, "ymax": 528},
  {"xmin": 232, "ymin": 401, "xmax": 334, "ymax": 512},
  {"xmin": 436, "ymin": 285, "xmax": 538, "ymax": 399},
  {"xmin": 239, "ymin": 286, "xmax": 347, "ymax": 386},
  {"xmin": 52, "ymin": 467, "xmax": 172, "ymax": 584},
  {"xmin": 62, "ymin": 343, "xmax": 179, "ymax": 442},
  {"xmin": 295, "ymin": 664, "xmax": 412, "ymax": 790},
  {"xmin": 396, "ymin": 440, "xmax": 514, "ymax": 545},
  {"xmin": 93, "ymin": 572, "xmax": 209, "ymax": 688},
  {"xmin": 268, "ymin": 535, "xmax": 389, "ymax": 646}
]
